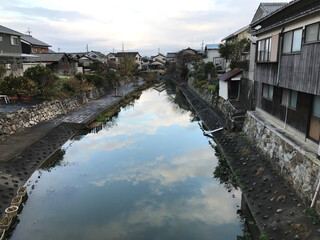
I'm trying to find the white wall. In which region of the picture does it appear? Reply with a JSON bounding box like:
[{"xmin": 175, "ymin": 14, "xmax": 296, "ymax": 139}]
[
  {"xmin": 219, "ymin": 80, "xmax": 228, "ymax": 100},
  {"xmin": 22, "ymin": 63, "xmax": 45, "ymax": 72},
  {"xmin": 204, "ymin": 49, "xmax": 220, "ymax": 63}
]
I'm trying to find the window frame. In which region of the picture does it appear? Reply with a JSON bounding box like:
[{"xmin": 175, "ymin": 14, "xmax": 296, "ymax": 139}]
[
  {"xmin": 262, "ymin": 84, "xmax": 274, "ymax": 100},
  {"xmin": 282, "ymin": 28, "xmax": 303, "ymax": 54},
  {"xmin": 257, "ymin": 37, "xmax": 272, "ymax": 62},
  {"xmin": 10, "ymin": 36, "xmax": 18, "ymax": 46},
  {"xmin": 305, "ymin": 22, "xmax": 320, "ymax": 43},
  {"xmin": 281, "ymin": 89, "xmax": 298, "ymax": 109}
]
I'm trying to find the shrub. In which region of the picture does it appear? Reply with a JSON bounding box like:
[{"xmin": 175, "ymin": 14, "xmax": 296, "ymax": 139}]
[
  {"xmin": 23, "ymin": 65, "xmax": 58, "ymax": 94},
  {"xmin": 74, "ymin": 72, "xmax": 84, "ymax": 81},
  {"xmin": 86, "ymin": 74, "xmax": 106, "ymax": 88},
  {"xmin": 0, "ymin": 65, "xmax": 6, "ymax": 78},
  {"xmin": 0, "ymin": 76, "xmax": 37, "ymax": 96}
]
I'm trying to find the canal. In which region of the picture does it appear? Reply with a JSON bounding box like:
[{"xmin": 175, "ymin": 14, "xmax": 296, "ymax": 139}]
[{"xmin": 10, "ymin": 86, "xmax": 244, "ymax": 240}]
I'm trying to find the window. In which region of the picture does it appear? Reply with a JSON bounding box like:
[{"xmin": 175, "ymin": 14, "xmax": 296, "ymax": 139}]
[
  {"xmin": 0, "ymin": 36, "xmax": 3, "ymax": 41},
  {"xmin": 281, "ymin": 89, "xmax": 298, "ymax": 109},
  {"xmin": 10, "ymin": 36, "xmax": 18, "ymax": 45},
  {"xmin": 305, "ymin": 23, "xmax": 320, "ymax": 43},
  {"xmin": 263, "ymin": 84, "xmax": 274, "ymax": 100},
  {"xmin": 312, "ymin": 95, "xmax": 320, "ymax": 118},
  {"xmin": 257, "ymin": 37, "xmax": 271, "ymax": 61},
  {"xmin": 283, "ymin": 29, "xmax": 302, "ymax": 53}
]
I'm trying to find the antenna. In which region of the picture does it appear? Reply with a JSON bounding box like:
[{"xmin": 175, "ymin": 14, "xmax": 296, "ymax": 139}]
[
  {"xmin": 26, "ymin": 27, "xmax": 32, "ymax": 36},
  {"xmin": 201, "ymin": 40, "xmax": 205, "ymax": 50},
  {"xmin": 58, "ymin": 47, "xmax": 61, "ymax": 53},
  {"xmin": 158, "ymin": 48, "xmax": 160, "ymax": 54}
]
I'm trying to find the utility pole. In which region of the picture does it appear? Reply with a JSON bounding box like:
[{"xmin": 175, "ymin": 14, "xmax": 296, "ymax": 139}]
[
  {"xmin": 58, "ymin": 47, "xmax": 61, "ymax": 53},
  {"xmin": 122, "ymin": 43, "xmax": 124, "ymax": 52},
  {"xmin": 201, "ymin": 40, "xmax": 205, "ymax": 50},
  {"xmin": 158, "ymin": 48, "xmax": 160, "ymax": 54},
  {"xmin": 86, "ymin": 44, "xmax": 89, "ymax": 53}
]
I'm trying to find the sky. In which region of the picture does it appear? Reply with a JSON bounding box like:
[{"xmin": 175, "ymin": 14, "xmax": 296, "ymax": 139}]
[{"xmin": 0, "ymin": 0, "xmax": 290, "ymax": 56}]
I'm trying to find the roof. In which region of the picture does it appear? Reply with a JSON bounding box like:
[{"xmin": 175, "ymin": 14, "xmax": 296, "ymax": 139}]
[
  {"xmin": 21, "ymin": 35, "xmax": 51, "ymax": 47},
  {"xmin": 31, "ymin": 53, "xmax": 68, "ymax": 62},
  {"xmin": 251, "ymin": 2, "xmax": 288, "ymax": 24},
  {"xmin": 205, "ymin": 44, "xmax": 219, "ymax": 50},
  {"xmin": 166, "ymin": 52, "xmax": 177, "ymax": 58},
  {"xmin": 115, "ymin": 52, "xmax": 141, "ymax": 58},
  {"xmin": 218, "ymin": 68, "xmax": 243, "ymax": 82},
  {"xmin": 0, "ymin": 25, "xmax": 23, "ymax": 36},
  {"xmin": 221, "ymin": 25, "xmax": 250, "ymax": 42},
  {"xmin": 251, "ymin": 0, "xmax": 320, "ymax": 35}
]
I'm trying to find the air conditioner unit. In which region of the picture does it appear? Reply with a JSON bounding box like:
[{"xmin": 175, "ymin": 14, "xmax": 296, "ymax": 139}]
[{"xmin": 5, "ymin": 64, "xmax": 11, "ymax": 70}]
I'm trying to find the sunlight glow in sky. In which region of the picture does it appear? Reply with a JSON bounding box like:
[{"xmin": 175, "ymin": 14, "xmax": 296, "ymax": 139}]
[{"xmin": 0, "ymin": 0, "xmax": 290, "ymax": 56}]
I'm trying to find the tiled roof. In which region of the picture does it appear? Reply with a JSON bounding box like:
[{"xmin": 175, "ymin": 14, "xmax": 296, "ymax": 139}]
[
  {"xmin": 32, "ymin": 53, "xmax": 67, "ymax": 62},
  {"xmin": 115, "ymin": 52, "xmax": 141, "ymax": 57},
  {"xmin": 166, "ymin": 53, "xmax": 177, "ymax": 58},
  {"xmin": 21, "ymin": 35, "xmax": 51, "ymax": 47},
  {"xmin": 0, "ymin": 25, "xmax": 22, "ymax": 36},
  {"xmin": 218, "ymin": 68, "xmax": 243, "ymax": 82},
  {"xmin": 251, "ymin": 2, "xmax": 288, "ymax": 24}
]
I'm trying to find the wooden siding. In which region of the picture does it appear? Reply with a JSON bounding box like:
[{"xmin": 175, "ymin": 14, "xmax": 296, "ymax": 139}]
[
  {"xmin": 255, "ymin": 42, "xmax": 320, "ymax": 95},
  {"xmin": 254, "ymin": 63, "xmax": 278, "ymax": 85},
  {"xmin": 279, "ymin": 43, "xmax": 320, "ymax": 95},
  {"xmin": 259, "ymin": 85, "xmax": 312, "ymax": 134}
]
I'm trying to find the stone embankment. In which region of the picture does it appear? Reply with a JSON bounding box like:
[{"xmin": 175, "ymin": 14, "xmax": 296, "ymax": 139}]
[
  {"xmin": 179, "ymin": 82, "xmax": 320, "ymax": 240},
  {"xmin": 0, "ymin": 86, "xmax": 111, "ymax": 141}
]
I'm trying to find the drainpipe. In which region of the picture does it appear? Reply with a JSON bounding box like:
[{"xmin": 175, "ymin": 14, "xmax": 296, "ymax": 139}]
[
  {"xmin": 276, "ymin": 28, "xmax": 285, "ymax": 86},
  {"xmin": 311, "ymin": 179, "xmax": 320, "ymax": 208}
]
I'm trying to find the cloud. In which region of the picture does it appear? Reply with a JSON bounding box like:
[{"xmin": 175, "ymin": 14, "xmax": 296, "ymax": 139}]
[{"xmin": 0, "ymin": 0, "xmax": 290, "ymax": 55}]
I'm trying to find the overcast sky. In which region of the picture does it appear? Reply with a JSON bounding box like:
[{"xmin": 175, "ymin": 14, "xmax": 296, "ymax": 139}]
[{"xmin": 0, "ymin": 0, "xmax": 290, "ymax": 56}]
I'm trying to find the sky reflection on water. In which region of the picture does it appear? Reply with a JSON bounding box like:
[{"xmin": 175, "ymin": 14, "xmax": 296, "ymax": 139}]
[{"xmin": 10, "ymin": 88, "xmax": 243, "ymax": 240}]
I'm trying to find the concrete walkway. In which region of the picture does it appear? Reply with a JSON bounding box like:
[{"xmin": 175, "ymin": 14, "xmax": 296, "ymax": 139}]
[
  {"xmin": 0, "ymin": 80, "xmax": 145, "ymax": 214},
  {"xmin": 180, "ymin": 83, "xmax": 320, "ymax": 240}
]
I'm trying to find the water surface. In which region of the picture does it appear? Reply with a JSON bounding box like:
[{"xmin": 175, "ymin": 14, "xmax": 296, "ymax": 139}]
[{"xmin": 10, "ymin": 87, "xmax": 243, "ymax": 240}]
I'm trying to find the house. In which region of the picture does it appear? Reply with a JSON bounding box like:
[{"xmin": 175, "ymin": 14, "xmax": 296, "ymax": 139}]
[
  {"xmin": 219, "ymin": 68, "xmax": 243, "ymax": 100},
  {"xmin": 115, "ymin": 52, "xmax": 142, "ymax": 70},
  {"xmin": 203, "ymin": 44, "xmax": 226, "ymax": 71},
  {"xmin": 0, "ymin": 25, "xmax": 24, "ymax": 75},
  {"xmin": 21, "ymin": 35, "xmax": 51, "ymax": 54},
  {"xmin": 166, "ymin": 52, "xmax": 177, "ymax": 62},
  {"xmin": 150, "ymin": 54, "xmax": 166, "ymax": 70},
  {"xmin": 106, "ymin": 53, "xmax": 119, "ymax": 69},
  {"xmin": 251, "ymin": 0, "xmax": 320, "ymax": 145},
  {"xmin": 152, "ymin": 54, "xmax": 166, "ymax": 63},
  {"xmin": 25, "ymin": 53, "xmax": 78, "ymax": 74}
]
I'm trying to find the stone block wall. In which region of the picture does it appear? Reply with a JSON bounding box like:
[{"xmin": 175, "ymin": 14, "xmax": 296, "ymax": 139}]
[
  {"xmin": 187, "ymin": 77, "xmax": 214, "ymax": 107},
  {"xmin": 243, "ymin": 111, "xmax": 320, "ymax": 210},
  {"xmin": 0, "ymin": 86, "xmax": 109, "ymax": 141}
]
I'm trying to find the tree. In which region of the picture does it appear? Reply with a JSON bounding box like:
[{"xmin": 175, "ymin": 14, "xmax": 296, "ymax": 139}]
[
  {"xmin": 119, "ymin": 55, "xmax": 138, "ymax": 77},
  {"xmin": 219, "ymin": 38, "xmax": 250, "ymax": 69},
  {"xmin": 23, "ymin": 65, "xmax": 58, "ymax": 94}
]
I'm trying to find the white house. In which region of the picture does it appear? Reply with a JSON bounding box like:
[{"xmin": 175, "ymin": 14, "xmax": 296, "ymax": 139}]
[
  {"xmin": 218, "ymin": 68, "xmax": 243, "ymax": 100},
  {"xmin": 203, "ymin": 44, "xmax": 226, "ymax": 70}
]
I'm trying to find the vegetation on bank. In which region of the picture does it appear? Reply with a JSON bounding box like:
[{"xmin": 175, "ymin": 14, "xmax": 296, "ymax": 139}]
[{"xmin": 0, "ymin": 57, "xmax": 139, "ymax": 99}]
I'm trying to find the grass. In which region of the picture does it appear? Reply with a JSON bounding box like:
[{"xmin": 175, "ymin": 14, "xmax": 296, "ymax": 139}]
[
  {"xmin": 259, "ymin": 233, "xmax": 270, "ymax": 240},
  {"xmin": 305, "ymin": 208, "xmax": 320, "ymax": 223}
]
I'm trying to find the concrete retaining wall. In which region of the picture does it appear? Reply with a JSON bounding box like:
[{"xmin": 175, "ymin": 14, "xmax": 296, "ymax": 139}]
[{"xmin": 243, "ymin": 111, "xmax": 320, "ymax": 210}]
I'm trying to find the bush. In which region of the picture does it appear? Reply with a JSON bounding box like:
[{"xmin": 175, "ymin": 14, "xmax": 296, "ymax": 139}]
[
  {"xmin": 0, "ymin": 76, "xmax": 37, "ymax": 96},
  {"xmin": 86, "ymin": 74, "xmax": 106, "ymax": 88},
  {"xmin": 0, "ymin": 65, "xmax": 6, "ymax": 78},
  {"xmin": 74, "ymin": 72, "xmax": 84, "ymax": 81},
  {"xmin": 23, "ymin": 65, "xmax": 58, "ymax": 94}
]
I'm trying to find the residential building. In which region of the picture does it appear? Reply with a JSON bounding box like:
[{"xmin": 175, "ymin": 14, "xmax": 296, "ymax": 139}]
[
  {"xmin": 166, "ymin": 52, "xmax": 177, "ymax": 62},
  {"xmin": 203, "ymin": 44, "xmax": 226, "ymax": 71},
  {"xmin": 251, "ymin": 0, "xmax": 320, "ymax": 146},
  {"xmin": 21, "ymin": 35, "xmax": 51, "ymax": 54},
  {"xmin": 0, "ymin": 25, "xmax": 24, "ymax": 75},
  {"xmin": 115, "ymin": 52, "xmax": 142, "ymax": 70}
]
